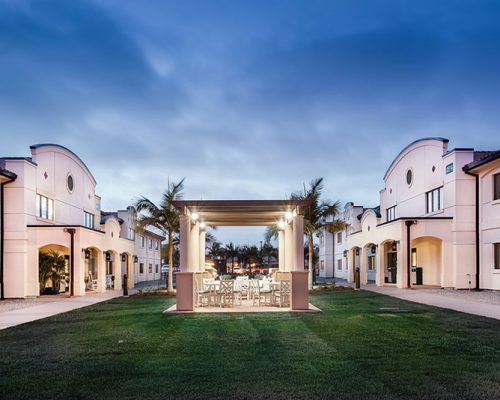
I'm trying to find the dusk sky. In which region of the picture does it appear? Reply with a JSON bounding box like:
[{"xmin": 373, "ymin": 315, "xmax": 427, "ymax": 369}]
[{"xmin": 1, "ymin": 0, "xmax": 499, "ymax": 245}]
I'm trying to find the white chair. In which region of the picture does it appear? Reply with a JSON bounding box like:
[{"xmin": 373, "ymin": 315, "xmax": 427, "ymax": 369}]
[
  {"xmin": 253, "ymin": 281, "xmax": 273, "ymax": 306},
  {"xmin": 87, "ymin": 272, "xmax": 98, "ymax": 291},
  {"xmin": 194, "ymin": 279, "xmax": 210, "ymax": 307},
  {"xmin": 273, "ymin": 280, "xmax": 291, "ymax": 307},
  {"xmin": 219, "ymin": 280, "xmax": 235, "ymax": 308}
]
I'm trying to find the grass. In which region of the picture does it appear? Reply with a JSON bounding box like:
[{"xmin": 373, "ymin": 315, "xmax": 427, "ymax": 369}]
[{"xmin": 1, "ymin": 291, "xmax": 500, "ymax": 400}]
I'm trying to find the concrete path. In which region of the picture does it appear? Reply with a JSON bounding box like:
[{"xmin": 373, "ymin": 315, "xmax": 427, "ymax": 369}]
[
  {"xmin": 364, "ymin": 285, "xmax": 500, "ymax": 321},
  {"xmin": 0, "ymin": 290, "xmax": 131, "ymax": 331}
]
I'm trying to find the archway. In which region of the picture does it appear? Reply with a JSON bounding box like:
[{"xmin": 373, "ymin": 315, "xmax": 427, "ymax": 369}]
[
  {"xmin": 38, "ymin": 244, "xmax": 70, "ymax": 295},
  {"xmin": 363, "ymin": 243, "xmax": 377, "ymax": 283},
  {"xmin": 380, "ymin": 240, "xmax": 398, "ymax": 285},
  {"xmin": 120, "ymin": 252, "xmax": 134, "ymax": 289},
  {"xmin": 82, "ymin": 247, "xmax": 101, "ymax": 292},
  {"xmin": 410, "ymin": 236, "xmax": 442, "ymax": 287},
  {"xmin": 104, "ymin": 250, "xmax": 121, "ymax": 290}
]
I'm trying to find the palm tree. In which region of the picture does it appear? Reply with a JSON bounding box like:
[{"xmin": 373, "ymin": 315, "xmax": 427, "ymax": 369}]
[
  {"xmin": 39, "ymin": 250, "xmax": 66, "ymax": 294},
  {"xmin": 224, "ymin": 242, "xmax": 239, "ymax": 274},
  {"xmin": 133, "ymin": 179, "xmax": 185, "ymax": 294},
  {"xmin": 291, "ymin": 177, "xmax": 343, "ymax": 289}
]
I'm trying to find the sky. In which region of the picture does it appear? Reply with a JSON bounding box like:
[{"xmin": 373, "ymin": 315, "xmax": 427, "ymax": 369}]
[{"xmin": 1, "ymin": 0, "xmax": 499, "ymax": 245}]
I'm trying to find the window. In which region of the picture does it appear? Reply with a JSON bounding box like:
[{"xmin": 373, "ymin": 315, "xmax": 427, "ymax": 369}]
[
  {"xmin": 148, "ymin": 264, "xmax": 153, "ymax": 273},
  {"xmin": 337, "ymin": 259, "xmax": 342, "ymax": 271},
  {"xmin": 494, "ymin": 173, "xmax": 500, "ymax": 201},
  {"xmin": 336, "ymin": 232, "xmax": 342, "ymax": 244},
  {"xmin": 155, "ymin": 241, "xmax": 159, "ymax": 250},
  {"xmin": 386, "ymin": 206, "xmax": 396, "ymax": 222},
  {"xmin": 36, "ymin": 194, "xmax": 54, "ymax": 220},
  {"xmin": 368, "ymin": 255, "xmax": 375, "ymax": 270},
  {"xmin": 426, "ymin": 187, "xmax": 444, "ymax": 213},
  {"xmin": 128, "ymin": 228, "xmax": 135, "ymax": 241},
  {"xmin": 494, "ymin": 243, "xmax": 500, "ymax": 270},
  {"xmin": 406, "ymin": 169, "xmax": 413, "ymax": 186},
  {"xmin": 149, "ymin": 239, "xmax": 153, "ymax": 249},
  {"xmin": 155, "ymin": 264, "xmax": 159, "ymax": 273},
  {"xmin": 67, "ymin": 174, "xmax": 74, "ymax": 192},
  {"xmin": 139, "ymin": 263, "xmax": 144, "ymax": 274},
  {"xmin": 141, "ymin": 236, "xmax": 145, "ymax": 247},
  {"xmin": 84, "ymin": 212, "xmax": 94, "ymax": 229}
]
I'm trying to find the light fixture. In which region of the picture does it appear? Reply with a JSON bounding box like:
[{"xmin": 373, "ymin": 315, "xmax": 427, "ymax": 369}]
[
  {"xmin": 121, "ymin": 254, "xmax": 126, "ymax": 262},
  {"xmin": 285, "ymin": 211, "xmax": 293, "ymax": 221},
  {"xmin": 191, "ymin": 212, "xmax": 199, "ymax": 221},
  {"xmin": 134, "ymin": 255, "xmax": 138, "ymax": 263},
  {"xmin": 200, "ymin": 222, "xmax": 206, "ymax": 229},
  {"xmin": 278, "ymin": 220, "xmax": 286, "ymax": 230}
]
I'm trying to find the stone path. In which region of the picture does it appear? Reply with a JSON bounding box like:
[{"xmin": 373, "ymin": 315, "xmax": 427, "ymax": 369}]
[
  {"xmin": 364, "ymin": 285, "xmax": 500, "ymax": 321},
  {"xmin": 0, "ymin": 290, "xmax": 132, "ymax": 330}
]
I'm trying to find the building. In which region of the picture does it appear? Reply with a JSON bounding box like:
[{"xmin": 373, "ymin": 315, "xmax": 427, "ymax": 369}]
[
  {"xmin": 0, "ymin": 144, "xmax": 163, "ymax": 299},
  {"xmin": 117, "ymin": 208, "xmax": 163, "ymax": 283},
  {"xmin": 318, "ymin": 138, "xmax": 500, "ymax": 290}
]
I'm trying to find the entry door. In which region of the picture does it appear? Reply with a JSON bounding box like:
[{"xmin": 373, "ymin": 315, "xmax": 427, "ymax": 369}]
[{"xmin": 387, "ymin": 253, "xmax": 397, "ymax": 283}]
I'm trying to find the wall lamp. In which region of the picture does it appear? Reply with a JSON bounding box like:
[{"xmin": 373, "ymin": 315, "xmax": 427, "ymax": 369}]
[{"xmin": 190, "ymin": 212, "xmax": 199, "ymax": 221}]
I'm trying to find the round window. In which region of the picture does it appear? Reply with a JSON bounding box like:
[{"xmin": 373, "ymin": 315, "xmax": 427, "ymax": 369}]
[
  {"xmin": 406, "ymin": 169, "xmax": 413, "ymax": 186},
  {"xmin": 67, "ymin": 175, "xmax": 74, "ymax": 192}
]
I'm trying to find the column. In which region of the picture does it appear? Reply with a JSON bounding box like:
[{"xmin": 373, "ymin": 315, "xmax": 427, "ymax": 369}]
[
  {"xmin": 284, "ymin": 223, "xmax": 293, "ymax": 272},
  {"xmin": 278, "ymin": 230, "xmax": 285, "ymax": 271},
  {"xmin": 114, "ymin": 253, "xmax": 122, "ymax": 291},
  {"xmin": 97, "ymin": 251, "xmax": 106, "ymax": 293},
  {"xmin": 179, "ymin": 215, "xmax": 190, "ymax": 272},
  {"xmin": 199, "ymin": 229, "xmax": 206, "ymax": 272},
  {"xmin": 361, "ymin": 247, "xmax": 368, "ymax": 285},
  {"xmin": 189, "ymin": 222, "xmax": 200, "ymax": 272},
  {"xmin": 375, "ymin": 245, "xmax": 383, "ymax": 286},
  {"xmin": 397, "ymin": 240, "xmax": 408, "ymax": 288},
  {"xmin": 347, "ymin": 249, "xmax": 354, "ymax": 283},
  {"xmin": 292, "ymin": 214, "xmax": 304, "ymax": 271}
]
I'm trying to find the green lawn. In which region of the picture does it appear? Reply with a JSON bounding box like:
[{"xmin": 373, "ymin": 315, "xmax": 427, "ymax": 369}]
[{"xmin": 1, "ymin": 291, "xmax": 500, "ymax": 400}]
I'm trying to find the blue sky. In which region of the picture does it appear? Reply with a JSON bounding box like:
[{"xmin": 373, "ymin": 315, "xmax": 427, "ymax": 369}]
[{"xmin": 1, "ymin": 0, "xmax": 499, "ymax": 245}]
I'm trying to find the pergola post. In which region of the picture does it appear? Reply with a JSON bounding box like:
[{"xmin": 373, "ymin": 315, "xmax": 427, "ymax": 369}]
[
  {"xmin": 177, "ymin": 214, "xmax": 193, "ymax": 311},
  {"xmin": 291, "ymin": 214, "xmax": 308, "ymax": 310},
  {"xmin": 278, "ymin": 230, "xmax": 285, "ymax": 271},
  {"xmin": 199, "ymin": 229, "xmax": 206, "ymax": 272},
  {"xmin": 284, "ymin": 223, "xmax": 293, "ymax": 272},
  {"xmin": 189, "ymin": 221, "xmax": 200, "ymax": 272}
]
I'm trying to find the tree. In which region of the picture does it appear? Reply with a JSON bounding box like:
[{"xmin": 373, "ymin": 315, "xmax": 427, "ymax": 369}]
[
  {"xmin": 224, "ymin": 242, "xmax": 239, "ymax": 274},
  {"xmin": 291, "ymin": 177, "xmax": 343, "ymax": 289},
  {"xmin": 39, "ymin": 250, "xmax": 66, "ymax": 294},
  {"xmin": 133, "ymin": 179, "xmax": 185, "ymax": 295}
]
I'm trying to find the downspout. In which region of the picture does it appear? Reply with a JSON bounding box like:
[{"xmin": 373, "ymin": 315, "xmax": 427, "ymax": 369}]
[
  {"xmin": 405, "ymin": 220, "xmax": 416, "ymax": 289},
  {"xmin": 1, "ymin": 177, "xmax": 15, "ymax": 300},
  {"xmin": 464, "ymin": 170, "xmax": 480, "ymax": 290},
  {"xmin": 65, "ymin": 228, "xmax": 76, "ymax": 296}
]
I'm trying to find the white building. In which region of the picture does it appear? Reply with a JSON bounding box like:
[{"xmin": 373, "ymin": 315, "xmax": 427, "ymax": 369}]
[
  {"xmin": 116, "ymin": 208, "xmax": 163, "ymax": 284},
  {"xmin": 318, "ymin": 138, "xmax": 500, "ymax": 290},
  {"xmin": 0, "ymin": 144, "xmax": 164, "ymax": 298}
]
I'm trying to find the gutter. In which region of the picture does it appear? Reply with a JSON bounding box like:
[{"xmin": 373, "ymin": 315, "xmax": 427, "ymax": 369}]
[
  {"xmin": 1, "ymin": 176, "xmax": 16, "ymax": 300},
  {"xmin": 464, "ymin": 170, "xmax": 480, "ymax": 290}
]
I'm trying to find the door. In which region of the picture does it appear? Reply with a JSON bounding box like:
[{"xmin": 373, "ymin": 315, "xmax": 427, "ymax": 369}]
[{"xmin": 387, "ymin": 252, "xmax": 397, "ymax": 284}]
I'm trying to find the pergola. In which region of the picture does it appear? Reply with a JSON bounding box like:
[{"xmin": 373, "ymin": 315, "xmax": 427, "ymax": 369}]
[{"xmin": 171, "ymin": 199, "xmax": 312, "ymax": 311}]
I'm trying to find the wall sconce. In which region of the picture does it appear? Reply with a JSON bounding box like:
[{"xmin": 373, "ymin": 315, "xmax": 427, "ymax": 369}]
[
  {"xmin": 83, "ymin": 249, "xmax": 90, "ymax": 259},
  {"xmin": 134, "ymin": 255, "xmax": 138, "ymax": 263},
  {"xmin": 343, "ymin": 250, "xmax": 348, "ymax": 258},
  {"xmin": 105, "ymin": 252, "xmax": 111, "ymax": 262},
  {"xmin": 121, "ymin": 254, "xmax": 126, "ymax": 262},
  {"xmin": 190, "ymin": 212, "xmax": 199, "ymax": 221},
  {"xmin": 391, "ymin": 241, "xmax": 398, "ymax": 252},
  {"xmin": 278, "ymin": 220, "xmax": 286, "ymax": 230},
  {"xmin": 355, "ymin": 248, "xmax": 360, "ymax": 256},
  {"xmin": 285, "ymin": 211, "xmax": 293, "ymax": 221},
  {"xmin": 371, "ymin": 244, "xmax": 377, "ymax": 253}
]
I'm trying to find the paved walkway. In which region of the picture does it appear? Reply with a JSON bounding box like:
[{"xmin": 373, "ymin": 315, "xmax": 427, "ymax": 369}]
[
  {"xmin": 364, "ymin": 285, "xmax": 500, "ymax": 321},
  {"xmin": 0, "ymin": 290, "xmax": 131, "ymax": 331}
]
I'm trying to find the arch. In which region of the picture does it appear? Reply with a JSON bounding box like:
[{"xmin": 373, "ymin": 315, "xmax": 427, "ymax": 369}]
[
  {"xmin": 103, "ymin": 249, "xmax": 120, "ymax": 290},
  {"xmin": 119, "ymin": 251, "xmax": 134, "ymax": 289},
  {"xmin": 410, "ymin": 236, "xmax": 443, "ymax": 287},
  {"xmin": 362, "ymin": 242, "xmax": 377, "ymax": 283},
  {"xmin": 38, "ymin": 244, "xmax": 70, "ymax": 295},
  {"xmin": 379, "ymin": 239, "xmax": 399, "ymax": 285}
]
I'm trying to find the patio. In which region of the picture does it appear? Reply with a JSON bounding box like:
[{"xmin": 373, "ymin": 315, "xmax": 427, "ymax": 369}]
[{"xmin": 170, "ymin": 200, "xmax": 314, "ymax": 312}]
